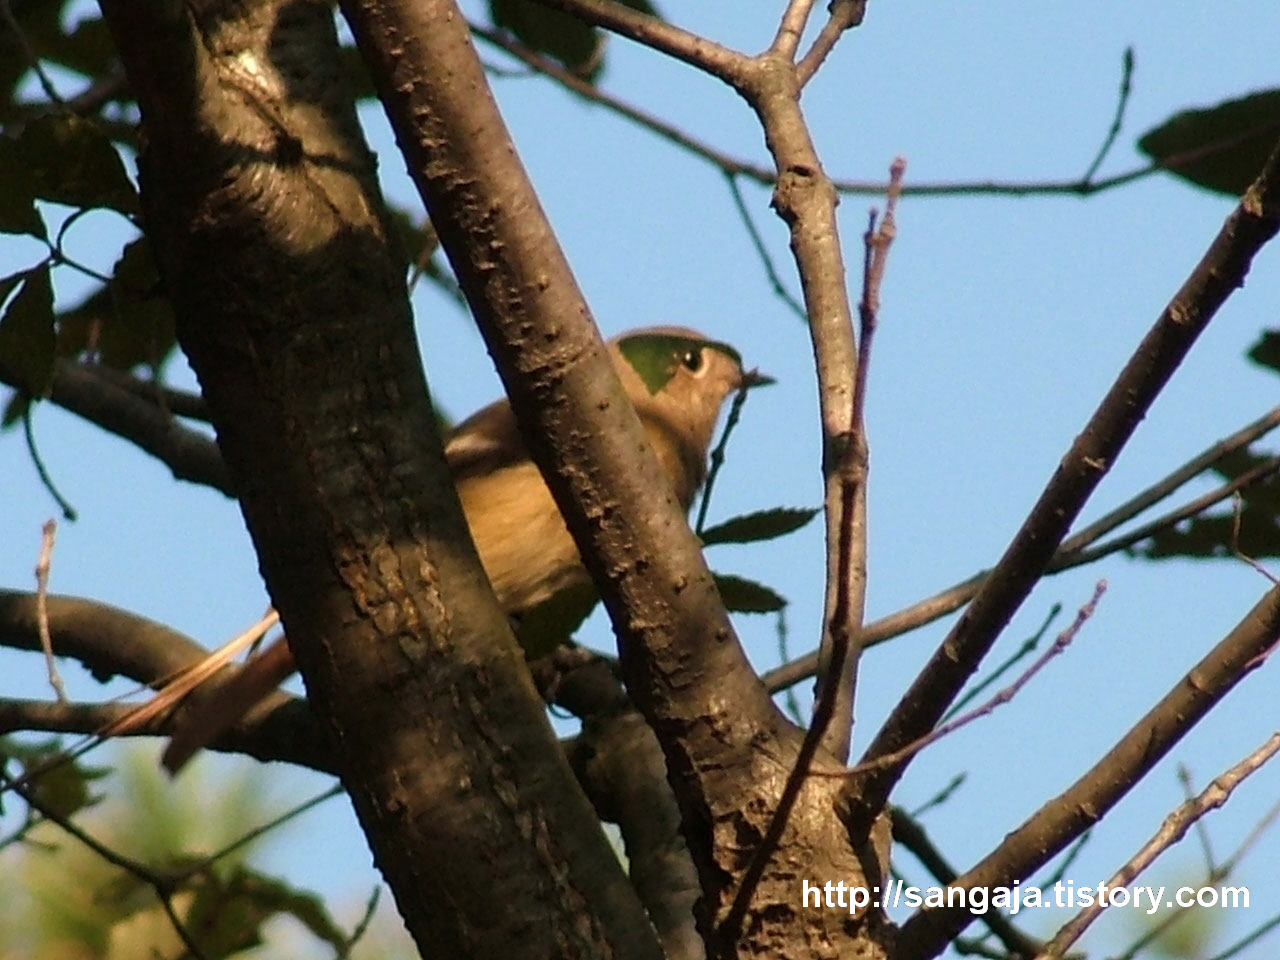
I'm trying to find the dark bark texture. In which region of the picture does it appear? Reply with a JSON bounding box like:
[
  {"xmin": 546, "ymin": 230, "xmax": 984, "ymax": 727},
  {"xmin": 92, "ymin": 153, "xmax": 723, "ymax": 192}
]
[{"xmin": 97, "ymin": 1, "xmax": 661, "ymax": 957}]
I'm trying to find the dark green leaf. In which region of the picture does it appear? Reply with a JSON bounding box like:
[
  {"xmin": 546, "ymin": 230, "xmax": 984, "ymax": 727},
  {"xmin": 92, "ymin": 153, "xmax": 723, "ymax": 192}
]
[
  {"xmin": 2, "ymin": 736, "xmax": 110, "ymax": 820},
  {"xmin": 54, "ymin": 237, "xmax": 178, "ymax": 372},
  {"xmin": 0, "ymin": 138, "xmax": 47, "ymax": 237},
  {"xmin": 714, "ymin": 573, "xmax": 786, "ymax": 614},
  {"xmin": 55, "ymin": 17, "xmax": 117, "ymax": 79},
  {"xmin": 0, "ymin": 264, "xmax": 56, "ymax": 396},
  {"xmin": 183, "ymin": 866, "xmax": 348, "ymax": 957},
  {"xmin": 1247, "ymin": 329, "xmax": 1280, "ymax": 375},
  {"xmin": 702, "ymin": 507, "xmax": 818, "ymax": 546},
  {"xmin": 1137, "ymin": 89, "xmax": 1280, "ymax": 196},
  {"xmin": 20, "ymin": 113, "xmax": 139, "ymax": 215},
  {"xmin": 1134, "ymin": 467, "xmax": 1280, "ymax": 560},
  {"xmin": 490, "ymin": 0, "xmax": 605, "ymax": 79}
]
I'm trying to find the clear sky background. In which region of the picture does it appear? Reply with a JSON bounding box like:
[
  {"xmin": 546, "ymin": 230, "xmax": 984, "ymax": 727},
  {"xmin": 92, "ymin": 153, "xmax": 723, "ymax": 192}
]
[{"xmin": 3, "ymin": 2, "xmax": 1279, "ymax": 957}]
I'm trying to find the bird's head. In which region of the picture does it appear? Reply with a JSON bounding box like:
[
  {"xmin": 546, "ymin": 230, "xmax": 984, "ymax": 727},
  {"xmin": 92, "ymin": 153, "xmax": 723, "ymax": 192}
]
[{"xmin": 610, "ymin": 327, "xmax": 770, "ymax": 503}]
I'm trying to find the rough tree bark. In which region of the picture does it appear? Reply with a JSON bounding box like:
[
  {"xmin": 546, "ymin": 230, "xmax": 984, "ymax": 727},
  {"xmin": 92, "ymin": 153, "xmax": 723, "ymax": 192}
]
[{"xmin": 97, "ymin": 0, "xmax": 662, "ymax": 957}]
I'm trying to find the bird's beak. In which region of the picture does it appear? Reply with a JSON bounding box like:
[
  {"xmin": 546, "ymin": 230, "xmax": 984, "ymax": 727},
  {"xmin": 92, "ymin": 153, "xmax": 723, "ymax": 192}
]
[{"xmin": 740, "ymin": 367, "xmax": 775, "ymax": 389}]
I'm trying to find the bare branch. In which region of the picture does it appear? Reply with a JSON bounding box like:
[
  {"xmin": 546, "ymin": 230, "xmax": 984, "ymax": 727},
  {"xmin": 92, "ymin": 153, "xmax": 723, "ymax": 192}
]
[
  {"xmin": 836, "ymin": 582, "xmax": 1104, "ymax": 781},
  {"xmin": 0, "ymin": 359, "xmax": 232, "ymax": 495},
  {"xmin": 771, "ymin": 0, "xmax": 816, "ymax": 60},
  {"xmin": 1059, "ymin": 405, "xmax": 1280, "ymax": 555},
  {"xmin": 1037, "ymin": 730, "xmax": 1280, "ymax": 959},
  {"xmin": 892, "ymin": 808, "xmax": 1043, "ymax": 959},
  {"xmin": 723, "ymin": 173, "xmax": 806, "ymax": 320},
  {"xmin": 849, "ymin": 136, "xmax": 1280, "ymax": 827},
  {"xmin": 0, "ymin": 589, "xmax": 328, "ymax": 770},
  {"xmin": 87, "ymin": 364, "xmax": 212, "ymax": 422},
  {"xmin": 796, "ymin": 0, "xmax": 868, "ymax": 88},
  {"xmin": 764, "ymin": 407, "xmax": 1280, "ymax": 692},
  {"xmin": 529, "ymin": 0, "xmax": 748, "ymax": 86},
  {"xmin": 34, "ymin": 519, "xmax": 68, "ymax": 702},
  {"xmin": 896, "ymin": 581, "xmax": 1280, "ymax": 959},
  {"xmin": 1080, "ymin": 47, "xmax": 1135, "ymax": 184}
]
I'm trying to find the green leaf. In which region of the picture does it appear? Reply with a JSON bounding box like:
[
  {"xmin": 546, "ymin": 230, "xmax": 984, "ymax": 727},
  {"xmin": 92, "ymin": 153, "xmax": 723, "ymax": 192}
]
[
  {"xmin": 491, "ymin": 0, "xmax": 605, "ymax": 79},
  {"xmin": 1137, "ymin": 89, "xmax": 1280, "ymax": 196},
  {"xmin": 1247, "ymin": 329, "xmax": 1280, "ymax": 375},
  {"xmin": 616, "ymin": 331, "xmax": 742, "ymax": 395},
  {"xmin": 0, "ymin": 138, "xmax": 47, "ymax": 237},
  {"xmin": 2, "ymin": 737, "xmax": 110, "ymax": 820},
  {"xmin": 55, "ymin": 237, "xmax": 178, "ymax": 372},
  {"xmin": 0, "ymin": 264, "xmax": 56, "ymax": 396},
  {"xmin": 181, "ymin": 866, "xmax": 348, "ymax": 957},
  {"xmin": 714, "ymin": 573, "xmax": 786, "ymax": 614},
  {"xmin": 702, "ymin": 507, "xmax": 818, "ymax": 546},
  {"xmin": 1134, "ymin": 450, "xmax": 1280, "ymax": 561},
  {"xmin": 20, "ymin": 113, "xmax": 139, "ymax": 215}
]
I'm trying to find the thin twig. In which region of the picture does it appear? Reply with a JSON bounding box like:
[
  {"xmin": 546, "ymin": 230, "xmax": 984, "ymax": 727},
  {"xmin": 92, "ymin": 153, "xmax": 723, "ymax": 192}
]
[
  {"xmin": 770, "ymin": 0, "xmax": 816, "ymax": 60},
  {"xmin": 1230, "ymin": 490, "xmax": 1279, "ymax": 584},
  {"xmin": 892, "ymin": 807, "xmax": 1044, "ymax": 959},
  {"xmin": 896, "ymin": 582, "xmax": 1280, "ymax": 957},
  {"xmin": 695, "ymin": 380, "xmax": 756, "ymax": 536},
  {"xmin": 34, "ymin": 520, "xmax": 68, "ymax": 703},
  {"xmin": 1060, "ymin": 405, "xmax": 1280, "ymax": 555},
  {"xmin": 1204, "ymin": 910, "xmax": 1280, "ymax": 960},
  {"xmin": 1080, "ymin": 47, "xmax": 1134, "ymax": 184},
  {"xmin": 776, "ymin": 608, "xmax": 804, "ymax": 724},
  {"xmin": 1177, "ymin": 764, "xmax": 1218, "ymax": 875},
  {"xmin": 1115, "ymin": 786, "xmax": 1280, "ymax": 960},
  {"xmin": 830, "ymin": 582, "xmax": 1105, "ymax": 779},
  {"xmin": 724, "ymin": 172, "xmax": 806, "ymax": 319},
  {"xmin": 944, "ymin": 603, "xmax": 1061, "ymax": 722},
  {"xmin": 337, "ymin": 887, "xmax": 383, "ymax": 960},
  {"xmin": 850, "ymin": 141, "xmax": 1280, "ymax": 824},
  {"xmin": 0, "ymin": 0, "xmax": 63, "ymax": 104},
  {"xmin": 528, "ymin": 0, "xmax": 747, "ymax": 85},
  {"xmin": 796, "ymin": 0, "xmax": 867, "ymax": 88},
  {"xmin": 1037, "ymin": 729, "xmax": 1280, "ymax": 959},
  {"xmin": 1217, "ymin": 794, "xmax": 1280, "ymax": 878},
  {"xmin": 1060, "ymin": 454, "xmax": 1280, "ymax": 569},
  {"xmin": 172, "ymin": 782, "xmax": 343, "ymax": 881},
  {"xmin": 815, "ymin": 157, "xmax": 906, "ymax": 758},
  {"xmin": 909, "ymin": 773, "xmax": 967, "ymax": 818},
  {"xmin": 0, "ymin": 769, "xmax": 210, "ymax": 960},
  {"xmin": 722, "ymin": 157, "xmax": 903, "ymax": 938},
  {"xmin": 22, "ymin": 406, "xmax": 78, "ymax": 520},
  {"xmin": 764, "ymin": 407, "xmax": 1280, "ymax": 694}
]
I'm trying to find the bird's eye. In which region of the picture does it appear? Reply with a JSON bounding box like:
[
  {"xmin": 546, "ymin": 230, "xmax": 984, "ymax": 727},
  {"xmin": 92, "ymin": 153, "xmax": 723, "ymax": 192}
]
[{"xmin": 681, "ymin": 348, "xmax": 705, "ymax": 373}]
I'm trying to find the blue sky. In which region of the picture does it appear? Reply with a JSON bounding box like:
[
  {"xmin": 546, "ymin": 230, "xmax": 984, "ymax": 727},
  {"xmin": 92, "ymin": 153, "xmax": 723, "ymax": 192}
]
[{"xmin": 3, "ymin": 2, "xmax": 1279, "ymax": 956}]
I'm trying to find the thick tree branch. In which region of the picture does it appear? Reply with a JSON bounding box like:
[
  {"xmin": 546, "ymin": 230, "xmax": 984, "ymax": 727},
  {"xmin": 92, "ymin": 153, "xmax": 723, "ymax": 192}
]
[
  {"xmin": 99, "ymin": 0, "xmax": 659, "ymax": 956},
  {"xmin": 340, "ymin": 0, "xmax": 895, "ymax": 955},
  {"xmin": 896, "ymin": 581, "xmax": 1280, "ymax": 960},
  {"xmin": 0, "ymin": 589, "xmax": 329, "ymax": 769},
  {"xmin": 536, "ymin": 649, "xmax": 704, "ymax": 960},
  {"xmin": 0, "ymin": 359, "xmax": 231, "ymax": 494},
  {"xmin": 891, "ymin": 808, "xmax": 1042, "ymax": 959},
  {"xmin": 847, "ymin": 136, "xmax": 1280, "ymax": 825}
]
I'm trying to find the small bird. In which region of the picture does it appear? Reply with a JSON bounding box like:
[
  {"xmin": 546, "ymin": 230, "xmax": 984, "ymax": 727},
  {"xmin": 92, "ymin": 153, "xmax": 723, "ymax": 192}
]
[{"xmin": 159, "ymin": 327, "xmax": 765, "ymax": 770}]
